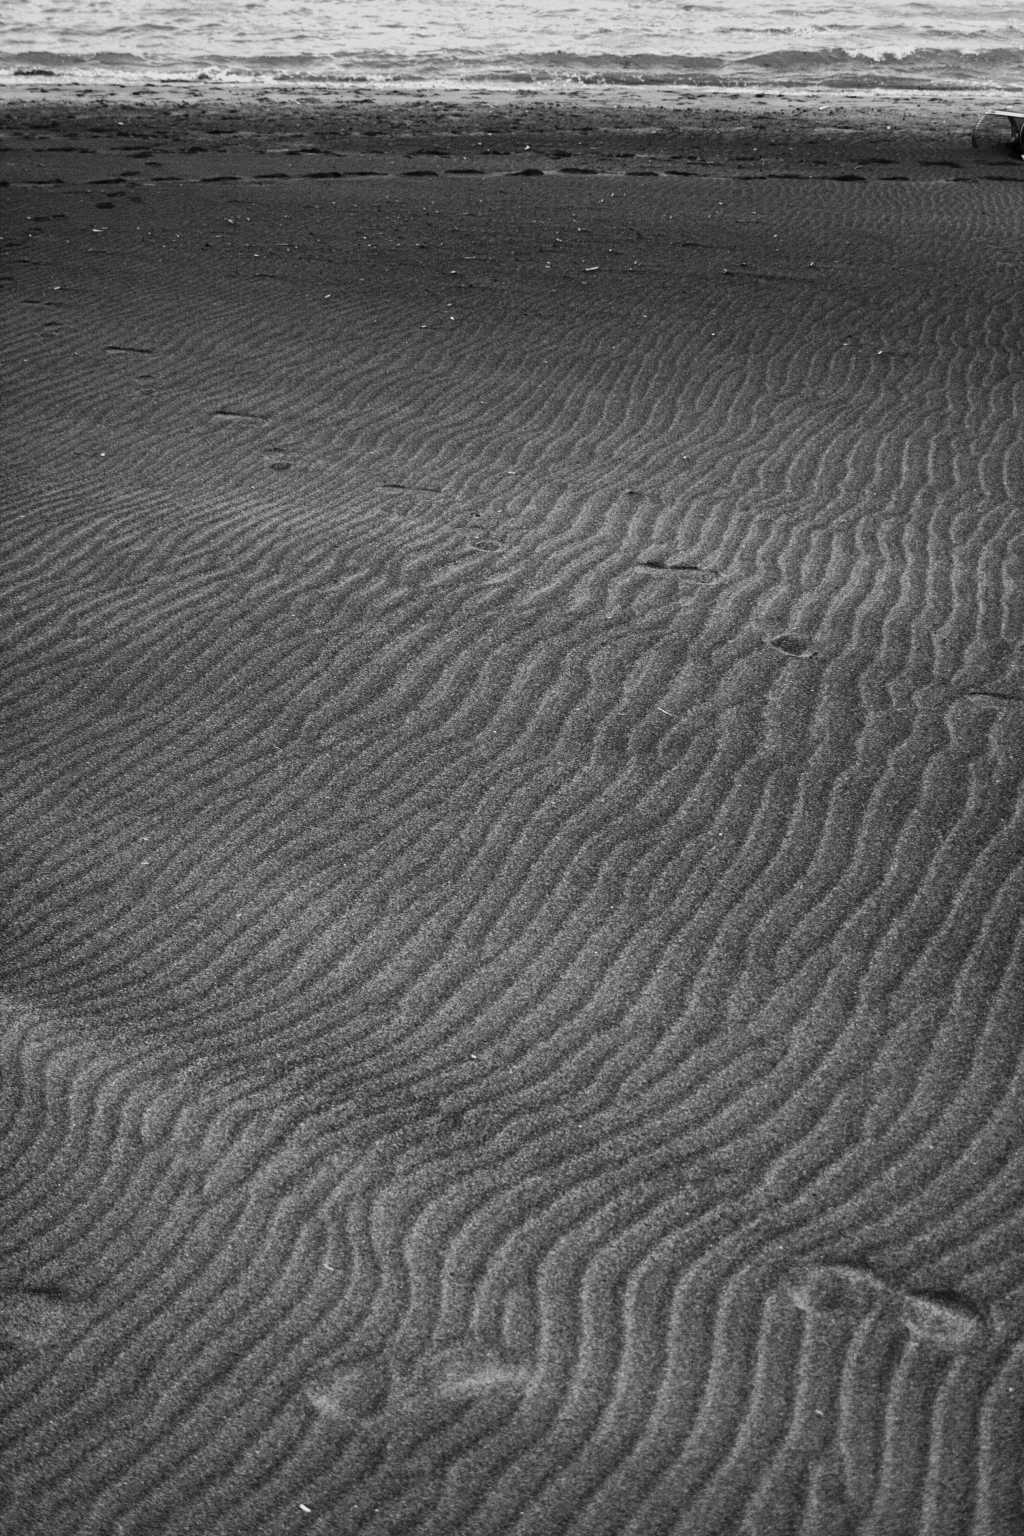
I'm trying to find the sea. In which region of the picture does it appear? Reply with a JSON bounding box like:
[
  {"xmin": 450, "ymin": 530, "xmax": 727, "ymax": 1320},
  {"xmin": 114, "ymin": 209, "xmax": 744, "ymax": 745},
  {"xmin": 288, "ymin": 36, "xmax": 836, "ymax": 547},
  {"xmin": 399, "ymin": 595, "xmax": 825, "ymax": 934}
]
[{"xmin": 1, "ymin": 0, "xmax": 1021, "ymax": 95}]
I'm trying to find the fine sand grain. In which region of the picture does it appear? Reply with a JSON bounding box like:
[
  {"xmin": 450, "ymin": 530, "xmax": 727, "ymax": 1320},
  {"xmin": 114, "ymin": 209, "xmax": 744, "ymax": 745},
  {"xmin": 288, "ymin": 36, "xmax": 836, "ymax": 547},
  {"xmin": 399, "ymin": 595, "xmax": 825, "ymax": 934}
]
[{"xmin": 1, "ymin": 99, "xmax": 1023, "ymax": 1535}]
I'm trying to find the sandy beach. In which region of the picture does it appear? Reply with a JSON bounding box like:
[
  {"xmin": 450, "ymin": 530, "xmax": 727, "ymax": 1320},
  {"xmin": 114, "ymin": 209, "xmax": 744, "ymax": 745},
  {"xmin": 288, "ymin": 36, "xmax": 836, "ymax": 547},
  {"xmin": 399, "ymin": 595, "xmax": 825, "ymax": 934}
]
[{"xmin": 1, "ymin": 91, "xmax": 1023, "ymax": 1535}]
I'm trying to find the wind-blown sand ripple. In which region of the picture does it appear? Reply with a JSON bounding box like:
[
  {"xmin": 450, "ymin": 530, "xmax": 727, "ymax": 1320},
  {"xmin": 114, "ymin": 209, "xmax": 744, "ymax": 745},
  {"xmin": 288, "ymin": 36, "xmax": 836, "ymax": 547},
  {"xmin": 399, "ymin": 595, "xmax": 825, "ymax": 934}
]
[{"xmin": 2, "ymin": 119, "xmax": 1023, "ymax": 1534}]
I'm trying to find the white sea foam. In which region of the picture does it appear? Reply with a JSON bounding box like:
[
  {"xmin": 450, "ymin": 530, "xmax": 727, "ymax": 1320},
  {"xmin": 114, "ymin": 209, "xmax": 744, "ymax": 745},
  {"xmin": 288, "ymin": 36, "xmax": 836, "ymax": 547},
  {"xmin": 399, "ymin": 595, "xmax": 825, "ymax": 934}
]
[{"xmin": 2, "ymin": 0, "xmax": 1021, "ymax": 90}]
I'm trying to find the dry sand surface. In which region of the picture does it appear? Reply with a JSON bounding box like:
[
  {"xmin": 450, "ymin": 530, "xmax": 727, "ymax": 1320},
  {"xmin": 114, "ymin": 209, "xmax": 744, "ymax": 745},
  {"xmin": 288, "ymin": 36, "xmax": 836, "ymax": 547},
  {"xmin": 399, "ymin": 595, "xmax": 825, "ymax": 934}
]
[{"xmin": 1, "ymin": 94, "xmax": 1023, "ymax": 1535}]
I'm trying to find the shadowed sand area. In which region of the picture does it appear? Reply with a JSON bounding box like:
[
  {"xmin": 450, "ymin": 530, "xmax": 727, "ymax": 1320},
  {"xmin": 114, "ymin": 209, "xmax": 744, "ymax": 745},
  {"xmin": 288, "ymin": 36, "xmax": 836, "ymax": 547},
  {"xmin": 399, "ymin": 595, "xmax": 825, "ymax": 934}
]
[{"xmin": 1, "ymin": 98, "xmax": 1023, "ymax": 1535}]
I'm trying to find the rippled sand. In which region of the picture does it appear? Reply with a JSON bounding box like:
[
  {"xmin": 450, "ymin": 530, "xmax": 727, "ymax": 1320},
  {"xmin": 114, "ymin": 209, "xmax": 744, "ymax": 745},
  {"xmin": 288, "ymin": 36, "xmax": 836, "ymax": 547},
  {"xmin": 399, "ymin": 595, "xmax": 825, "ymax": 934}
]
[{"xmin": 2, "ymin": 96, "xmax": 1022, "ymax": 1536}]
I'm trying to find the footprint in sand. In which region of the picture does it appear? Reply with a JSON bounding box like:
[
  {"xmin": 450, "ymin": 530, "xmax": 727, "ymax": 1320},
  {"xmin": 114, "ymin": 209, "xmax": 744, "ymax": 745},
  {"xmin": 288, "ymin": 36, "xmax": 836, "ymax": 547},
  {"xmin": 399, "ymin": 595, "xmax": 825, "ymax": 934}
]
[
  {"xmin": 0, "ymin": 1287, "xmax": 90, "ymax": 1351},
  {"xmin": 784, "ymin": 1264, "xmax": 989, "ymax": 1353},
  {"xmin": 784, "ymin": 1263, "xmax": 887, "ymax": 1319},
  {"xmin": 304, "ymin": 1358, "xmax": 391, "ymax": 1427},
  {"xmin": 402, "ymin": 1344, "xmax": 535, "ymax": 1405},
  {"xmin": 305, "ymin": 1344, "xmax": 534, "ymax": 1429},
  {"xmin": 897, "ymin": 1290, "xmax": 988, "ymax": 1353}
]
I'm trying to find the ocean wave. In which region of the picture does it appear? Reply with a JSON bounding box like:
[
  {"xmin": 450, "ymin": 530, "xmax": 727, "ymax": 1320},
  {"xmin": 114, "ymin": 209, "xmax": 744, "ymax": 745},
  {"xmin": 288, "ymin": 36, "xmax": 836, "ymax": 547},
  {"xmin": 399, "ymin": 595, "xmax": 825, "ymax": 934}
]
[{"xmin": 2, "ymin": 43, "xmax": 1022, "ymax": 91}]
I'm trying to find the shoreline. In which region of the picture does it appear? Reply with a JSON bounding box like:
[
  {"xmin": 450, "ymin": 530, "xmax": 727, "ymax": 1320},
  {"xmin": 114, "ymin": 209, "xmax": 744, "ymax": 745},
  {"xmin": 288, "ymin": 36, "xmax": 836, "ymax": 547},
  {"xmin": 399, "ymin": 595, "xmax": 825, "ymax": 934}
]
[{"xmin": 2, "ymin": 85, "xmax": 1022, "ymax": 182}]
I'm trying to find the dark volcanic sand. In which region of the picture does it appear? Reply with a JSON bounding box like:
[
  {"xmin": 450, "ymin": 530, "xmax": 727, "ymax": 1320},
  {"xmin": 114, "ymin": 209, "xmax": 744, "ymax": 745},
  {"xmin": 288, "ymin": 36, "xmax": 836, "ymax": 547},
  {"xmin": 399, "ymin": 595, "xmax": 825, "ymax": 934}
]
[{"xmin": 1, "ymin": 95, "xmax": 1023, "ymax": 1536}]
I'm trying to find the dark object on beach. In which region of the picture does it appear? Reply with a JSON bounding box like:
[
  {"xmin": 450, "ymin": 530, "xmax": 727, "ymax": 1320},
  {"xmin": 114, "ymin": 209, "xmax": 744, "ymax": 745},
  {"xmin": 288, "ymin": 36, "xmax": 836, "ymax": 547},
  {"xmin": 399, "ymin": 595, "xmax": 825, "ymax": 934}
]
[
  {"xmin": 637, "ymin": 557, "xmax": 703, "ymax": 572},
  {"xmin": 971, "ymin": 107, "xmax": 1024, "ymax": 158},
  {"xmin": 769, "ymin": 633, "xmax": 816, "ymax": 657}
]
